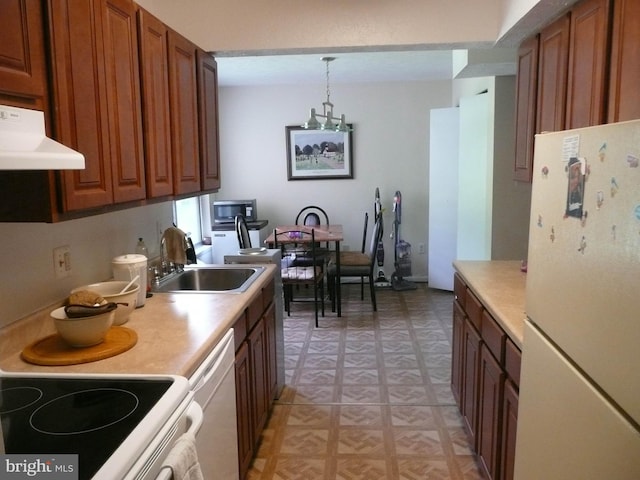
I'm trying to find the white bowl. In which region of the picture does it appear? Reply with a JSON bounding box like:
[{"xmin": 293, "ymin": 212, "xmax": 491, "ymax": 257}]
[
  {"xmin": 71, "ymin": 281, "xmax": 140, "ymax": 325},
  {"xmin": 51, "ymin": 307, "xmax": 115, "ymax": 347}
]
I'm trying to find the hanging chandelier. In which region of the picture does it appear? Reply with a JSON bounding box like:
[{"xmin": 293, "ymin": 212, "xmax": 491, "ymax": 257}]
[{"xmin": 303, "ymin": 56, "xmax": 352, "ymax": 132}]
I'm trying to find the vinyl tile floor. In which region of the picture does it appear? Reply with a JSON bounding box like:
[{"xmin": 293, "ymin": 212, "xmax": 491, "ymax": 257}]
[{"xmin": 246, "ymin": 283, "xmax": 483, "ymax": 480}]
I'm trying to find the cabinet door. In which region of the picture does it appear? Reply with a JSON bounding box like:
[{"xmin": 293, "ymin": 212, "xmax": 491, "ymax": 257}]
[
  {"xmin": 197, "ymin": 49, "xmax": 221, "ymax": 192},
  {"xmin": 167, "ymin": 30, "xmax": 201, "ymax": 195},
  {"xmin": 248, "ymin": 318, "xmax": 269, "ymax": 440},
  {"xmin": 607, "ymin": 0, "xmax": 640, "ymax": 122},
  {"xmin": 451, "ymin": 300, "xmax": 465, "ymax": 406},
  {"xmin": 477, "ymin": 344, "xmax": 505, "ymax": 480},
  {"xmin": 137, "ymin": 7, "xmax": 173, "ymax": 198},
  {"xmin": 500, "ymin": 380, "xmax": 519, "ymax": 480},
  {"xmin": 462, "ymin": 318, "xmax": 481, "ymax": 447},
  {"xmin": 102, "ymin": 0, "xmax": 145, "ymax": 203},
  {"xmin": 263, "ymin": 302, "xmax": 278, "ymax": 402},
  {"xmin": 536, "ymin": 14, "xmax": 570, "ymax": 134},
  {"xmin": 49, "ymin": 0, "xmax": 114, "ymax": 211},
  {"xmin": 565, "ymin": 0, "xmax": 610, "ymax": 129},
  {"xmin": 235, "ymin": 342, "xmax": 254, "ymax": 480},
  {"xmin": 513, "ymin": 35, "xmax": 538, "ymax": 183},
  {"xmin": 0, "ymin": 0, "xmax": 48, "ymax": 110}
]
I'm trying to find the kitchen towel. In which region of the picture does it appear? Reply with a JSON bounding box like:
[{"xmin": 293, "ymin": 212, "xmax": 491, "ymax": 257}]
[
  {"xmin": 163, "ymin": 226, "xmax": 188, "ymax": 265},
  {"xmin": 161, "ymin": 432, "xmax": 204, "ymax": 480}
]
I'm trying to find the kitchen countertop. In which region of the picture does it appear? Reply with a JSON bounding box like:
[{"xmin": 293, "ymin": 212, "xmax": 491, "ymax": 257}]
[
  {"xmin": 0, "ymin": 264, "xmax": 276, "ymax": 378},
  {"xmin": 453, "ymin": 260, "xmax": 527, "ymax": 348}
]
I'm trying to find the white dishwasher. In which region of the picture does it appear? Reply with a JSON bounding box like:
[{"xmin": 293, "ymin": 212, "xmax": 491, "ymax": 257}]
[{"xmin": 188, "ymin": 329, "xmax": 239, "ymax": 479}]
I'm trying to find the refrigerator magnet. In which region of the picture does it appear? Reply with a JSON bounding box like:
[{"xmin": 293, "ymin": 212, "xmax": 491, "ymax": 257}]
[
  {"xmin": 550, "ymin": 226, "xmax": 555, "ymax": 243},
  {"xmin": 566, "ymin": 157, "xmax": 586, "ymax": 219},
  {"xmin": 610, "ymin": 177, "xmax": 619, "ymax": 197},
  {"xmin": 578, "ymin": 236, "xmax": 587, "ymax": 254},
  {"xmin": 537, "ymin": 214, "xmax": 543, "ymax": 227},
  {"xmin": 598, "ymin": 142, "xmax": 606, "ymax": 161},
  {"xmin": 596, "ymin": 191, "xmax": 604, "ymax": 209},
  {"xmin": 626, "ymin": 154, "xmax": 638, "ymax": 168},
  {"xmin": 541, "ymin": 166, "xmax": 549, "ymax": 177}
]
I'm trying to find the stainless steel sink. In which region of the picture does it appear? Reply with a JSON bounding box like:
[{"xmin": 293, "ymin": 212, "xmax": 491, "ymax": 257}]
[{"xmin": 152, "ymin": 266, "xmax": 265, "ymax": 293}]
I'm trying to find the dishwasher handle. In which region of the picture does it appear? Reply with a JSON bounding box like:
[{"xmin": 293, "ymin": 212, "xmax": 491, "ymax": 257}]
[{"xmin": 154, "ymin": 401, "xmax": 204, "ymax": 480}]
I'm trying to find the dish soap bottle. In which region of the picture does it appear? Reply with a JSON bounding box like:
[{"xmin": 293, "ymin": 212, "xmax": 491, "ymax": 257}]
[{"xmin": 135, "ymin": 237, "xmax": 149, "ymax": 258}]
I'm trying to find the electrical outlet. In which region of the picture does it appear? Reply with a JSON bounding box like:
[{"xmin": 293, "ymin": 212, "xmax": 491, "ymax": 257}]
[
  {"xmin": 418, "ymin": 243, "xmax": 426, "ymax": 254},
  {"xmin": 53, "ymin": 245, "xmax": 72, "ymax": 278}
]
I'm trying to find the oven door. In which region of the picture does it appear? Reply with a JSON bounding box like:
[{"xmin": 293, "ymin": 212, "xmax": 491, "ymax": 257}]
[{"xmin": 0, "ymin": 372, "xmax": 195, "ymax": 480}]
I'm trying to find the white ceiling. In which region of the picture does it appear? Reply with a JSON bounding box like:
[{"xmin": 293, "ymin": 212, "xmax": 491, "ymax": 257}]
[{"xmin": 215, "ymin": 50, "xmax": 458, "ymax": 87}]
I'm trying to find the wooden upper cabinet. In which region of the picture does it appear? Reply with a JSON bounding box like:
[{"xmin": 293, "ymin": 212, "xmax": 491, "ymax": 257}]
[
  {"xmin": 513, "ymin": 35, "xmax": 539, "ymax": 183},
  {"xmin": 536, "ymin": 14, "xmax": 570, "ymax": 134},
  {"xmin": 565, "ymin": 0, "xmax": 611, "ymax": 129},
  {"xmin": 137, "ymin": 7, "xmax": 173, "ymax": 198},
  {"xmin": 49, "ymin": 0, "xmax": 114, "ymax": 211},
  {"xmin": 608, "ymin": 0, "xmax": 640, "ymax": 122},
  {"xmin": 168, "ymin": 30, "xmax": 201, "ymax": 195},
  {"xmin": 0, "ymin": 0, "xmax": 48, "ymax": 110},
  {"xmin": 49, "ymin": 0, "xmax": 145, "ymax": 211},
  {"xmin": 102, "ymin": 0, "xmax": 146, "ymax": 204},
  {"xmin": 197, "ymin": 50, "xmax": 221, "ymax": 192}
]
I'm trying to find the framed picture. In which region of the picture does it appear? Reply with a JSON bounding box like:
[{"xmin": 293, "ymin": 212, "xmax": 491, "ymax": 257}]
[{"xmin": 286, "ymin": 125, "xmax": 353, "ymax": 180}]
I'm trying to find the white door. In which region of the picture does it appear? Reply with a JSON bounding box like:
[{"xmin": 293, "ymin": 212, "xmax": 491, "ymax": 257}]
[{"xmin": 428, "ymin": 107, "xmax": 459, "ymax": 290}]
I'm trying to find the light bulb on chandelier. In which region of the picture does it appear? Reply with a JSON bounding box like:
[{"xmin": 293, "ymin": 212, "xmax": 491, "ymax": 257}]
[{"xmin": 303, "ymin": 57, "xmax": 352, "ymax": 132}]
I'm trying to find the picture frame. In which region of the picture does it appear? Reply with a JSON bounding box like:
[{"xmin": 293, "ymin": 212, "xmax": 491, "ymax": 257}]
[{"xmin": 286, "ymin": 125, "xmax": 353, "ymax": 180}]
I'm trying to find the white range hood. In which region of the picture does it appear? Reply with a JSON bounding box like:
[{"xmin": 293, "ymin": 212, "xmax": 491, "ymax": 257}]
[{"xmin": 0, "ymin": 105, "xmax": 85, "ymax": 170}]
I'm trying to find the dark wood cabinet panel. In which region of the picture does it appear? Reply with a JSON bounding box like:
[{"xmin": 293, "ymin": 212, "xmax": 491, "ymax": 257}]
[
  {"xmin": 513, "ymin": 35, "xmax": 538, "ymax": 183},
  {"xmin": 462, "ymin": 318, "xmax": 481, "ymax": 447},
  {"xmin": 248, "ymin": 320, "xmax": 269, "ymax": 439},
  {"xmin": 137, "ymin": 7, "xmax": 173, "ymax": 198},
  {"xmin": 565, "ymin": 0, "xmax": 611, "ymax": 129},
  {"xmin": 478, "ymin": 344, "xmax": 505, "ymax": 480},
  {"xmin": 102, "ymin": 0, "xmax": 145, "ymax": 203},
  {"xmin": 264, "ymin": 302, "xmax": 278, "ymax": 402},
  {"xmin": 49, "ymin": 0, "xmax": 145, "ymax": 211},
  {"xmin": 167, "ymin": 30, "xmax": 201, "ymax": 195},
  {"xmin": 536, "ymin": 14, "xmax": 570, "ymax": 134},
  {"xmin": 234, "ymin": 341, "xmax": 254, "ymax": 480},
  {"xmin": 197, "ymin": 50, "xmax": 221, "ymax": 192},
  {"xmin": 608, "ymin": 0, "xmax": 640, "ymax": 122},
  {"xmin": 451, "ymin": 300, "xmax": 465, "ymax": 406},
  {"xmin": 500, "ymin": 380, "xmax": 519, "ymax": 480},
  {"xmin": 0, "ymin": 0, "xmax": 48, "ymax": 110},
  {"xmin": 48, "ymin": 0, "xmax": 114, "ymax": 211},
  {"xmin": 233, "ymin": 281, "xmax": 277, "ymax": 480}
]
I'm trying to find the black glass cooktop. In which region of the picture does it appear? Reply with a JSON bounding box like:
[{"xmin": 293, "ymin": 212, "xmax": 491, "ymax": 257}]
[{"xmin": 0, "ymin": 376, "xmax": 172, "ymax": 479}]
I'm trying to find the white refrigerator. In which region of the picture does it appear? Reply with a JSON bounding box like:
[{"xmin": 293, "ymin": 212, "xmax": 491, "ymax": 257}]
[{"xmin": 515, "ymin": 120, "xmax": 640, "ymax": 478}]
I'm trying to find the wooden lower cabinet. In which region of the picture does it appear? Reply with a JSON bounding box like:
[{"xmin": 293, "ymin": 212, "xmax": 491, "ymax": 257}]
[
  {"xmin": 234, "ymin": 341, "xmax": 253, "ymax": 478},
  {"xmin": 234, "ymin": 278, "xmax": 278, "ymax": 480},
  {"xmin": 478, "ymin": 343, "xmax": 506, "ymax": 479},
  {"xmin": 461, "ymin": 318, "xmax": 481, "ymax": 447},
  {"xmin": 452, "ymin": 274, "xmax": 520, "ymax": 480},
  {"xmin": 500, "ymin": 380, "xmax": 520, "ymax": 480}
]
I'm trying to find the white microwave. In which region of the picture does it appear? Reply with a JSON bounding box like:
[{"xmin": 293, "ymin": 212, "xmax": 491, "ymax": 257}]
[{"xmin": 211, "ymin": 199, "xmax": 257, "ymax": 224}]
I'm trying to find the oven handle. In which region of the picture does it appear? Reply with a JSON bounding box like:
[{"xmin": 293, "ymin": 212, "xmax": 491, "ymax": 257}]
[{"xmin": 154, "ymin": 401, "xmax": 204, "ymax": 480}]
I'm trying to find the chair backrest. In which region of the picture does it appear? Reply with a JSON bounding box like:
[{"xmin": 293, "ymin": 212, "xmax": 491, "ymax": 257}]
[
  {"xmin": 366, "ymin": 215, "xmax": 383, "ymax": 272},
  {"xmin": 295, "ymin": 206, "xmax": 329, "ymax": 226},
  {"xmin": 235, "ymin": 214, "xmax": 252, "ymax": 249}
]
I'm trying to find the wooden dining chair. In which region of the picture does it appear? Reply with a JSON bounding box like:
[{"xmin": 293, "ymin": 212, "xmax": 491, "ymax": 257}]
[
  {"xmin": 274, "ymin": 228, "xmax": 325, "ymax": 327},
  {"xmin": 328, "ymin": 213, "xmax": 382, "ymax": 312},
  {"xmin": 235, "ymin": 214, "xmax": 252, "ymax": 249},
  {"xmin": 293, "ymin": 205, "xmax": 331, "ymax": 266}
]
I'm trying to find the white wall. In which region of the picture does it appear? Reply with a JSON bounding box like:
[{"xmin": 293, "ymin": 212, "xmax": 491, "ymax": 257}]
[
  {"xmin": 214, "ymin": 80, "xmax": 452, "ymax": 280},
  {"xmin": 0, "ymin": 204, "xmax": 174, "ymax": 327},
  {"xmin": 138, "ymin": 0, "xmax": 503, "ymax": 52}
]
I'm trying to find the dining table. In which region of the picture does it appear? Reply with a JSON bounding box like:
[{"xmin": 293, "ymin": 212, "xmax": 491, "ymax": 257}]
[{"xmin": 265, "ymin": 224, "xmax": 344, "ymax": 317}]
